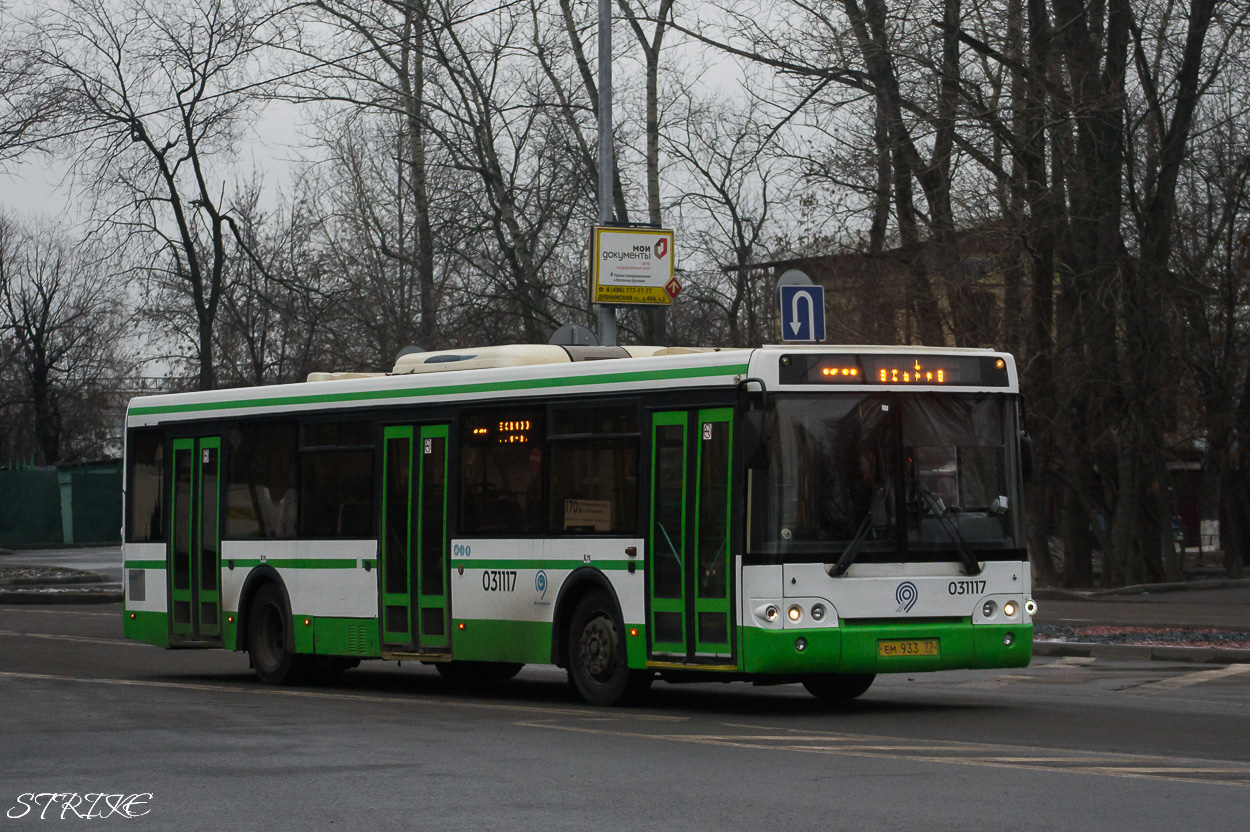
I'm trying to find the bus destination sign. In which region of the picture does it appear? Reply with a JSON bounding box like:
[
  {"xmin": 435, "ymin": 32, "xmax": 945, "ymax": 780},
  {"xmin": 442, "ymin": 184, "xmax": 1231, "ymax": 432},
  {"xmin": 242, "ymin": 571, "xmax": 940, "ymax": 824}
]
[
  {"xmin": 588, "ymin": 226, "xmax": 677, "ymax": 306},
  {"xmin": 778, "ymin": 353, "xmax": 1011, "ymax": 387}
]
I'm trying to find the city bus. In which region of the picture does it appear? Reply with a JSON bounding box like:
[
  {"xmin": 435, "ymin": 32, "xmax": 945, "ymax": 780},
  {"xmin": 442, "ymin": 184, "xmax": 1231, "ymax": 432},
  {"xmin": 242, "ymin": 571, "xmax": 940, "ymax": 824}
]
[{"xmin": 121, "ymin": 344, "xmax": 1035, "ymax": 705}]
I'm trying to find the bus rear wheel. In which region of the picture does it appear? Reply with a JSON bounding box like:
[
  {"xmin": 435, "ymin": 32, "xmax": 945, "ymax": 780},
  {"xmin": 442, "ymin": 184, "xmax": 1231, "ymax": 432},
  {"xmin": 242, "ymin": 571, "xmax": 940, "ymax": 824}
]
[
  {"xmin": 248, "ymin": 583, "xmax": 311, "ymax": 685},
  {"xmin": 802, "ymin": 673, "xmax": 875, "ymax": 703},
  {"xmin": 567, "ymin": 591, "xmax": 651, "ymax": 706}
]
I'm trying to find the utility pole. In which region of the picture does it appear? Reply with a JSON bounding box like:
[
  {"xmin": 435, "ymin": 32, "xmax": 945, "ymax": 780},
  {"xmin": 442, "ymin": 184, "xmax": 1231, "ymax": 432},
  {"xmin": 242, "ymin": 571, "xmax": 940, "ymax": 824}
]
[{"xmin": 595, "ymin": 0, "xmax": 618, "ymax": 346}]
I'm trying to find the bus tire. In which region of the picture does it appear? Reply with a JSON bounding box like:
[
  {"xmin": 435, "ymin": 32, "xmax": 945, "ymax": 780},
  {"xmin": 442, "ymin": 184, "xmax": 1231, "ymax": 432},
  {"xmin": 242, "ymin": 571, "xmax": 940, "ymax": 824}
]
[
  {"xmin": 435, "ymin": 661, "xmax": 524, "ymax": 685},
  {"xmin": 802, "ymin": 673, "xmax": 875, "ymax": 703},
  {"xmin": 567, "ymin": 591, "xmax": 651, "ymax": 706},
  {"xmin": 247, "ymin": 583, "xmax": 310, "ymax": 685}
]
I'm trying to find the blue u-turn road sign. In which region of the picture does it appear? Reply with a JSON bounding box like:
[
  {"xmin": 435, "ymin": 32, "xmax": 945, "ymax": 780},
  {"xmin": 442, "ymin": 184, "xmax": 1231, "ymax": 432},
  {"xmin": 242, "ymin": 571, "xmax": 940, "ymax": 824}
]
[{"xmin": 779, "ymin": 284, "xmax": 826, "ymax": 342}]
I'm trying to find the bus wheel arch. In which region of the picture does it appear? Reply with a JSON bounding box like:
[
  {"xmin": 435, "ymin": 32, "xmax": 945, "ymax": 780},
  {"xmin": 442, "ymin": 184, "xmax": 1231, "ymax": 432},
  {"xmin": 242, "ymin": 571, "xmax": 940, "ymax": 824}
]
[
  {"xmin": 550, "ymin": 567, "xmax": 621, "ymax": 669},
  {"xmin": 236, "ymin": 565, "xmax": 289, "ymax": 656}
]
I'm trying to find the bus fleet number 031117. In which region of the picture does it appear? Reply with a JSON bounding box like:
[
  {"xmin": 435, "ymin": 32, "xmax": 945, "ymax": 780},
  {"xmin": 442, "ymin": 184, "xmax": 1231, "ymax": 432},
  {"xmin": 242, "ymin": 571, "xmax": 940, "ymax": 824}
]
[{"xmin": 482, "ymin": 570, "xmax": 518, "ymax": 592}]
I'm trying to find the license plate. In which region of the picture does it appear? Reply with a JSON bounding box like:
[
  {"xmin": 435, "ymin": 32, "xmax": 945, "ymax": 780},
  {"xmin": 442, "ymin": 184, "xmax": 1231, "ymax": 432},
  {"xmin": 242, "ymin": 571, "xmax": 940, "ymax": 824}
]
[{"xmin": 878, "ymin": 638, "xmax": 939, "ymax": 658}]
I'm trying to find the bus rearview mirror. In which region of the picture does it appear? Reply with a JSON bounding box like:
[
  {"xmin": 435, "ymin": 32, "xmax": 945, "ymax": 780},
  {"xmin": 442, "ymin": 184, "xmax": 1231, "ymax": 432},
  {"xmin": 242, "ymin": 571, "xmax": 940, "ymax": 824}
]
[
  {"xmin": 1018, "ymin": 431, "xmax": 1034, "ymax": 484},
  {"xmin": 743, "ymin": 410, "xmax": 771, "ymax": 470}
]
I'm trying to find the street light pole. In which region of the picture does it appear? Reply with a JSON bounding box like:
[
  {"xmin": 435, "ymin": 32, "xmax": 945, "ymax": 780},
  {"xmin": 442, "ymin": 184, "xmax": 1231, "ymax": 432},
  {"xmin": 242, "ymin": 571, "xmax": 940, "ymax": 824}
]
[{"xmin": 595, "ymin": 0, "xmax": 618, "ymax": 347}]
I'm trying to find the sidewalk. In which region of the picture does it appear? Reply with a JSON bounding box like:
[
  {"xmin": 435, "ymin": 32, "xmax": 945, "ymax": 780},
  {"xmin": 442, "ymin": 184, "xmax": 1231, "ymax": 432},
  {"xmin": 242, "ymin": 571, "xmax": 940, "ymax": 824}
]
[
  {"xmin": 1032, "ymin": 581, "xmax": 1250, "ymax": 664},
  {"xmin": 0, "ymin": 546, "xmax": 123, "ymax": 604}
]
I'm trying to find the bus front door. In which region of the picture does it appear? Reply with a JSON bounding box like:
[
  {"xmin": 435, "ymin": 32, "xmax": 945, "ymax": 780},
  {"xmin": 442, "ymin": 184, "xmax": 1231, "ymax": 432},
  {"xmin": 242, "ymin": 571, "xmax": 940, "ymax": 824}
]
[
  {"xmin": 168, "ymin": 436, "xmax": 222, "ymax": 643},
  {"xmin": 379, "ymin": 425, "xmax": 451, "ymax": 653},
  {"xmin": 648, "ymin": 409, "xmax": 734, "ymax": 663}
]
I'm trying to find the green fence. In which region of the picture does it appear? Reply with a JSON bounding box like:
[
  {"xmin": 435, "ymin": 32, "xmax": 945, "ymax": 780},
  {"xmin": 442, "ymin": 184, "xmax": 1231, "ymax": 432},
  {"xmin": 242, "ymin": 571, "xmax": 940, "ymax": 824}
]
[{"xmin": 0, "ymin": 460, "xmax": 122, "ymax": 548}]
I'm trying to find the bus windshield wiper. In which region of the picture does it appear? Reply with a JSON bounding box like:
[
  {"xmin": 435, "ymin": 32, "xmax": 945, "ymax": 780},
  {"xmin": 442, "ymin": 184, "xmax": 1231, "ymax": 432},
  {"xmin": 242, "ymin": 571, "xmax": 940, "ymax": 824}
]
[
  {"xmin": 917, "ymin": 482, "xmax": 982, "ymax": 576},
  {"xmin": 829, "ymin": 488, "xmax": 885, "ymax": 577}
]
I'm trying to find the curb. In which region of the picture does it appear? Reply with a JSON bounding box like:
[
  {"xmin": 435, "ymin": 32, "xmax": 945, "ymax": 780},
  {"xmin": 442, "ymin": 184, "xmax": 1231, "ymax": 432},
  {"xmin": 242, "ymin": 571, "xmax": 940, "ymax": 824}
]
[
  {"xmin": 1034, "ymin": 640, "xmax": 1250, "ymax": 664},
  {"xmin": 0, "ymin": 574, "xmax": 107, "ymax": 587},
  {"xmin": 0, "ymin": 587, "xmax": 123, "ymax": 605}
]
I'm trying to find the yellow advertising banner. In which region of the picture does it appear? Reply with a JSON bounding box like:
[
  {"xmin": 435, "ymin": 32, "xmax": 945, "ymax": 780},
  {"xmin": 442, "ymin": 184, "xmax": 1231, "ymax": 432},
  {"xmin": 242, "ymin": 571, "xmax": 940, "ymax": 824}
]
[{"xmin": 588, "ymin": 226, "xmax": 679, "ymax": 306}]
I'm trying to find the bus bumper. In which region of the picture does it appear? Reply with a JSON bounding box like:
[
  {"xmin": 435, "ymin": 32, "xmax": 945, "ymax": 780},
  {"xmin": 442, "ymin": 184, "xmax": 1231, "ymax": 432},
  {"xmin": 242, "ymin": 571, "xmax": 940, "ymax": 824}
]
[{"xmin": 742, "ymin": 618, "xmax": 1032, "ymax": 675}]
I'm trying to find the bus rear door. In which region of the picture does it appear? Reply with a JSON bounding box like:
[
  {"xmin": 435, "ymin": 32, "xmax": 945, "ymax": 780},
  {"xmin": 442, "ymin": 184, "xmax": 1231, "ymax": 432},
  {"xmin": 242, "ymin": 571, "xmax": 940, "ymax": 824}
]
[{"xmin": 167, "ymin": 436, "xmax": 222, "ymax": 643}]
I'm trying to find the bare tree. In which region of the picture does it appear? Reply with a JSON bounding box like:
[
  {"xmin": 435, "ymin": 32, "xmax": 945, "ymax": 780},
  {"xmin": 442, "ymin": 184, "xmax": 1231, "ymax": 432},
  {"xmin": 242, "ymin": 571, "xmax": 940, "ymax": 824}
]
[
  {"xmin": 0, "ymin": 214, "xmax": 129, "ymax": 464},
  {"xmin": 422, "ymin": 0, "xmax": 592, "ymax": 342},
  {"xmin": 0, "ymin": 4, "xmax": 65, "ymax": 161},
  {"xmin": 25, "ymin": 0, "xmax": 284, "ymax": 390},
  {"xmin": 665, "ymin": 92, "xmax": 780, "ymax": 347}
]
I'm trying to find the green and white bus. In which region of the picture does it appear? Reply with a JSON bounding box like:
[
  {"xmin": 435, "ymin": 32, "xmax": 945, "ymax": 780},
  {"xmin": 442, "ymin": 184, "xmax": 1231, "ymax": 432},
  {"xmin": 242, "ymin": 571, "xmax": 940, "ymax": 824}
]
[{"xmin": 121, "ymin": 344, "xmax": 1035, "ymax": 705}]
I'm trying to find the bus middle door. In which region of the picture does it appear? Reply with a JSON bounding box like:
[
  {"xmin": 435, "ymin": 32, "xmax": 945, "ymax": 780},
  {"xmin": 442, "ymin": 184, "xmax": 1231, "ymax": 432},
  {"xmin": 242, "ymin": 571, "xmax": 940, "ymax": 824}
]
[{"xmin": 379, "ymin": 425, "xmax": 451, "ymax": 654}]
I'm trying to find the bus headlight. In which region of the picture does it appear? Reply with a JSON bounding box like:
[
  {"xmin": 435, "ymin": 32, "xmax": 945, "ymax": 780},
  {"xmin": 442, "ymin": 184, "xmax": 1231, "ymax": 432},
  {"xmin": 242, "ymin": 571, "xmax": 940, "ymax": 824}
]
[
  {"xmin": 982, "ymin": 600, "xmax": 997, "ymax": 618},
  {"xmin": 1025, "ymin": 599, "xmax": 1038, "ymax": 616},
  {"xmin": 788, "ymin": 605, "xmax": 803, "ymax": 623},
  {"xmin": 811, "ymin": 603, "xmax": 826, "ymax": 621},
  {"xmin": 1003, "ymin": 601, "xmax": 1018, "ymax": 617},
  {"xmin": 756, "ymin": 604, "xmax": 779, "ymax": 623}
]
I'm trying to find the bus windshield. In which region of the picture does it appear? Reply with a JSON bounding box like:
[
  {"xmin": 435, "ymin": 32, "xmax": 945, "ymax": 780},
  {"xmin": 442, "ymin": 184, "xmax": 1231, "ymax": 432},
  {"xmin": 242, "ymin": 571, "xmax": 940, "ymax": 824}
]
[{"xmin": 750, "ymin": 393, "xmax": 1022, "ymax": 563}]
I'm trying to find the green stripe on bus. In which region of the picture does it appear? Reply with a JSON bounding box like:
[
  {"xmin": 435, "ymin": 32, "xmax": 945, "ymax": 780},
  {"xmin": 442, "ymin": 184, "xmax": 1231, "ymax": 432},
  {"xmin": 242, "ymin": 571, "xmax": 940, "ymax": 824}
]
[
  {"xmin": 455, "ymin": 559, "xmax": 634, "ymax": 571},
  {"xmin": 129, "ymin": 363, "xmax": 750, "ymax": 416},
  {"xmin": 231, "ymin": 558, "xmax": 360, "ymax": 569},
  {"xmin": 123, "ymin": 560, "xmax": 166, "ymax": 570}
]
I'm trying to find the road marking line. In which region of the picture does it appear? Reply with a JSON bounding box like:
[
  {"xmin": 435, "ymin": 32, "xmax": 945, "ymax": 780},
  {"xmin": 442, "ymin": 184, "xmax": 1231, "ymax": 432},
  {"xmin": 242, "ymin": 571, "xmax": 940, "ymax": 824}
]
[
  {"xmin": 956, "ymin": 656, "xmax": 1098, "ymax": 690},
  {"xmin": 1132, "ymin": 664, "xmax": 1250, "ymax": 693},
  {"xmin": 957, "ymin": 674, "xmax": 1033, "ymax": 690},
  {"xmin": 0, "ymin": 629, "xmax": 135, "ymax": 647},
  {"xmin": 0, "ymin": 670, "xmax": 688, "ymax": 722},
  {"xmin": 516, "ymin": 719, "xmax": 1250, "ymax": 786},
  {"xmin": 1043, "ymin": 656, "xmax": 1097, "ymax": 668}
]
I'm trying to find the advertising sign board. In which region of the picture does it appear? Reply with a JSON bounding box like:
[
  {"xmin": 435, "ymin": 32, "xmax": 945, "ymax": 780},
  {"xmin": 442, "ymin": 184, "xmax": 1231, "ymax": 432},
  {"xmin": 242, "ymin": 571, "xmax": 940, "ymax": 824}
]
[{"xmin": 588, "ymin": 226, "xmax": 677, "ymax": 305}]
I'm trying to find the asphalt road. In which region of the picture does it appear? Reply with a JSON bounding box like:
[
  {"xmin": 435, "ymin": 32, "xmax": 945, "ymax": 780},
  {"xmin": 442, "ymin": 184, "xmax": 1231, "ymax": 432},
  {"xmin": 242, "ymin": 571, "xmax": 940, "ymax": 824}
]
[{"xmin": 2, "ymin": 604, "xmax": 1249, "ymax": 830}]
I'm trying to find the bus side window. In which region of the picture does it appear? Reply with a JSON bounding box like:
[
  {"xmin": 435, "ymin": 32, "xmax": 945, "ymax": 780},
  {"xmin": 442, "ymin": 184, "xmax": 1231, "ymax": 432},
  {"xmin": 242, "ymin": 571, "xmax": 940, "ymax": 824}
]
[
  {"xmin": 225, "ymin": 422, "xmax": 299, "ymax": 539},
  {"xmin": 547, "ymin": 440, "xmax": 638, "ymax": 534},
  {"xmin": 298, "ymin": 420, "xmax": 374, "ymax": 538},
  {"xmin": 300, "ymin": 450, "xmax": 373, "ymax": 538},
  {"xmin": 547, "ymin": 405, "xmax": 640, "ymax": 535},
  {"xmin": 127, "ymin": 429, "xmax": 165, "ymax": 542},
  {"xmin": 459, "ymin": 408, "xmax": 544, "ymax": 535}
]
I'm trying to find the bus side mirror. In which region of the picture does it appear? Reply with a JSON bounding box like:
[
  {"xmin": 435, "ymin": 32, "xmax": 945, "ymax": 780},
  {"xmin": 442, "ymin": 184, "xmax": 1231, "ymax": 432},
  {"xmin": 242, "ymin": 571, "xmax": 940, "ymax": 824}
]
[
  {"xmin": 743, "ymin": 410, "xmax": 771, "ymax": 470},
  {"xmin": 1018, "ymin": 431, "xmax": 1034, "ymax": 484}
]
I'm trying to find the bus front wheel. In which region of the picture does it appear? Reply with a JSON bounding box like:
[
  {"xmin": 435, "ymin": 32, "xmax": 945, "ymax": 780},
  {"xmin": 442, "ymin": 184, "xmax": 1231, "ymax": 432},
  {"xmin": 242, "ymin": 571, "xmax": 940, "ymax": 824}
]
[
  {"xmin": 802, "ymin": 673, "xmax": 875, "ymax": 703},
  {"xmin": 567, "ymin": 591, "xmax": 651, "ymax": 706}
]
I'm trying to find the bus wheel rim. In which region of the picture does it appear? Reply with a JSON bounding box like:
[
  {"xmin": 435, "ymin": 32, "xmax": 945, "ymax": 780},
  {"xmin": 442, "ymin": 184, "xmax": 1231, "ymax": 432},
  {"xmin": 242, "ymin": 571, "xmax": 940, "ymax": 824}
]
[{"xmin": 580, "ymin": 615, "xmax": 616, "ymax": 680}]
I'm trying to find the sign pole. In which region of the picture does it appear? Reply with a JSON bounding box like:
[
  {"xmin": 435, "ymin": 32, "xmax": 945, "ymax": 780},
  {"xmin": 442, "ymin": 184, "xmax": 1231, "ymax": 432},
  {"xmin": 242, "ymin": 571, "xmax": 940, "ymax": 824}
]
[{"xmin": 596, "ymin": 0, "xmax": 618, "ymax": 346}]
